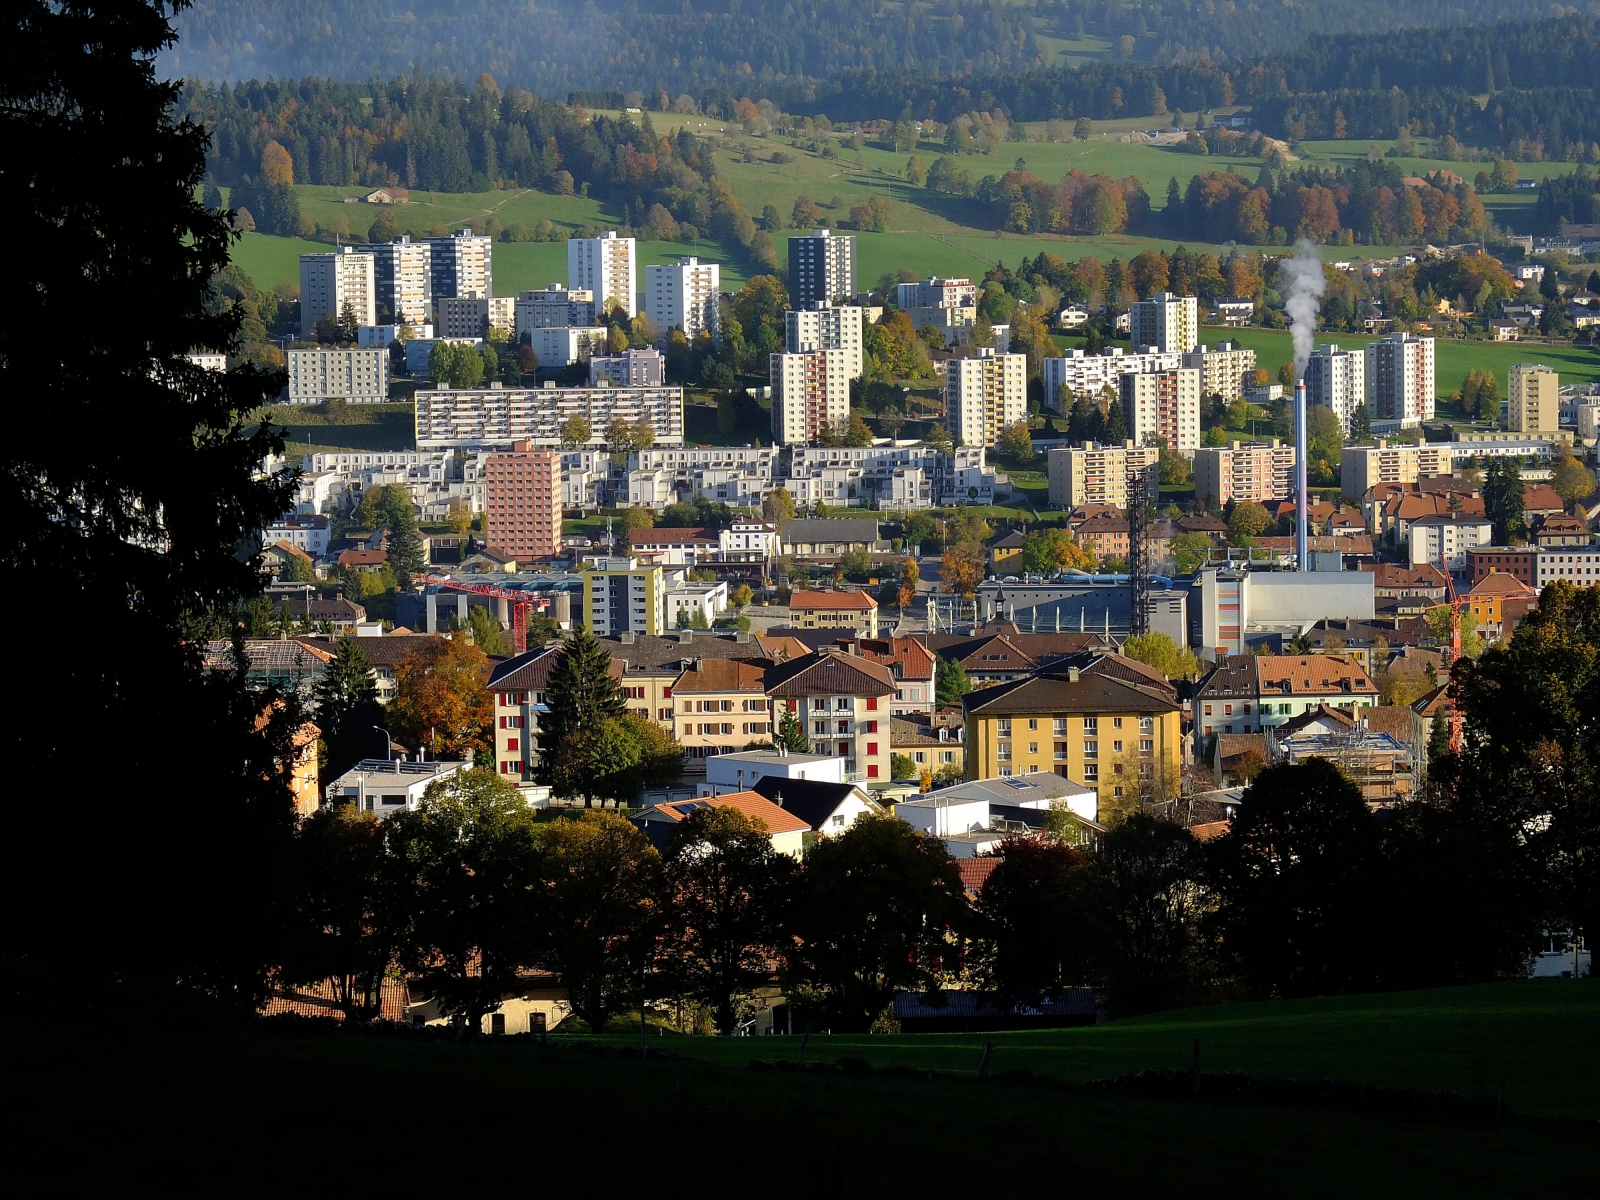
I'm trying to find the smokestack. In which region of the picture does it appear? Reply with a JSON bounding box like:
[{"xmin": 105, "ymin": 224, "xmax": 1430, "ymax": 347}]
[{"xmin": 1296, "ymin": 380, "xmax": 1309, "ymax": 573}]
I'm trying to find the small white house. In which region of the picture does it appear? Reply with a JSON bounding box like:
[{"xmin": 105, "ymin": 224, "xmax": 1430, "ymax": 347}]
[
  {"xmin": 896, "ymin": 772, "xmax": 1098, "ymax": 857},
  {"xmin": 700, "ymin": 749, "xmax": 845, "ymax": 795},
  {"xmin": 323, "ymin": 758, "xmax": 472, "ymax": 816}
]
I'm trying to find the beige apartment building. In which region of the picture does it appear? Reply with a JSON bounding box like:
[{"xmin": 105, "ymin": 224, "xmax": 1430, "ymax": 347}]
[
  {"xmin": 770, "ymin": 349, "xmax": 851, "ymax": 445},
  {"xmin": 672, "ymin": 658, "xmax": 775, "ymax": 764},
  {"xmin": 1119, "ymin": 367, "xmax": 1202, "ymax": 452},
  {"xmin": 1339, "ymin": 440, "xmax": 1456, "ymax": 501},
  {"xmin": 1194, "ymin": 439, "xmax": 1297, "ymax": 505},
  {"xmin": 945, "ymin": 347, "xmax": 1028, "ymax": 448},
  {"xmin": 1182, "ymin": 341, "xmax": 1258, "ymax": 401},
  {"xmin": 1047, "ymin": 441, "xmax": 1160, "ymax": 508},
  {"xmin": 1508, "ymin": 363, "xmax": 1559, "ymax": 433},
  {"xmin": 788, "ymin": 588, "xmax": 879, "ymax": 635},
  {"xmin": 299, "ymin": 246, "xmax": 376, "ymax": 339},
  {"xmin": 765, "ymin": 649, "xmax": 896, "ymax": 783}
]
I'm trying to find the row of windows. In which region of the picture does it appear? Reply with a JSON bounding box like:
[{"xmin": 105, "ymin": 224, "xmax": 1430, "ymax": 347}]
[{"xmin": 996, "ymin": 715, "xmax": 1152, "ymax": 734}]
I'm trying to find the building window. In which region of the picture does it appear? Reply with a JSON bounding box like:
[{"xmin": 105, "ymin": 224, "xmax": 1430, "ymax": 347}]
[
  {"xmin": 997, "ymin": 719, "xmax": 1012, "ymax": 734},
  {"xmin": 1113, "ymin": 740, "xmax": 1123, "ymax": 753},
  {"xmin": 1084, "ymin": 764, "xmax": 1098, "ymax": 780},
  {"xmin": 1084, "ymin": 741, "xmax": 1097, "ymax": 757},
  {"xmin": 1140, "ymin": 739, "xmax": 1153, "ymax": 754},
  {"xmin": 1053, "ymin": 718, "xmax": 1067, "ymax": 735},
  {"xmin": 1140, "ymin": 716, "xmax": 1153, "ymax": 731},
  {"xmin": 1203, "ymin": 705, "xmax": 1212, "ymax": 715},
  {"xmin": 867, "ymin": 764, "xmax": 879, "ymax": 778},
  {"xmin": 1028, "ymin": 718, "xmax": 1038, "ymax": 731},
  {"xmin": 506, "ymin": 737, "xmax": 519, "ymax": 752},
  {"xmin": 1028, "ymin": 742, "xmax": 1038, "ymax": 754},
  {"xmin": 1084, "ymin": 717, "xmax": 1097, "ymax": 733}
]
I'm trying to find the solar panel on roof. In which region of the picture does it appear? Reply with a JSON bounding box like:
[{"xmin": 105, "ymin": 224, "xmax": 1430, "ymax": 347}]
[{"xmin": 1003, "ymin": 778, "xmax": 1034, "ymax": 789}]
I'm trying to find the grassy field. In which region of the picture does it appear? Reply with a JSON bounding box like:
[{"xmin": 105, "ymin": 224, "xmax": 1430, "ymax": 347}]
[
  {"xmin": 8, "ymin": 983, "xmax": 1593, "ymax": 1192},
  {"xmin": 565, "ymin": 980, "xmax": 1600, "ymax": 1121},
  {"xmin": 260, "ymin": 401, "xmax": 416, "ymax": 458}
]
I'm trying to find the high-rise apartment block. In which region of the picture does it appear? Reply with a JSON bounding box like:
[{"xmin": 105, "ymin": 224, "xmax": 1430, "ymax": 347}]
[
  {"xmin": 1339, "ymin": 440, "xmax": 1456, "ymax": 500},
  {"xmin": 945, "ymin": 348, "xmax": 1028, "ymax": 449},
  {"xmin": 361, "ymin": 236, "xmax": 434, "ymax": 328},
  {"xmin": 771, "ymin": 350, "xmax": 851, "ymax": 445},
  {"xmin": 1042, "ymin": 348, "xmax": 1184, "ymax": 406},
  {"xmin": 1508, "ymin": 363, "xmax": 1559, "ymax": 433},
  {"xmin": 299, "ymin": 246, "xmax": 376, "ymax": 339},
  {"xmin": 425, "ymin": 228, "xmax": 492, "ymax": 304},
  {"xmin": 438, "ymin": 295, "xmax": 513, "ymax": 339},
  {"xmin": 644, "ymin": 257, "xmax": 720, "ymax": 341},
  {"xmin": 1118, "ymin": 367, "xmax": 1202, "ymax": 453},
  {"xmin": 788, "ymin": 229, "xmax": 855, "ymax": 308},
  {"xmin": 1046, "ymin": 442, "xmax": 1160, "ymax": 508},
  {"xmin": 414, "ymin": 382, "xmax": 683, "ymax": 448},
  {"xmin": 1193, "ymin": 439, "xmax": 1298, "ymax": 505},
  {"xmin": 1129, "ymin": 292, "xmax": 1199, "ymax": 354},
  {"xmin": 569, "ymin": 232, "xmax": 637, "ymax": 317},
  {"xmin": 484, "ymin": 440, "xmax": 562, "ymax": 562},
  {"xmin": 1303, "ymin": 343, "xmax": 1366, "ymax": 435},
  {"xmin": 514, "ymin": 285, "xmax": 597, "ymax": 334},
  {"xmin": 285, "ymin": 348, "xmax": 389, "ymax": 404},
  {"xmin": 528, "ymin": 326, "xmax": 611, "ymax": 369},
  {"xmin": 584, "ymin": 558, "xmax": 667, "ymax": 636},
  {"xmin": 1181, "ymin": 341, "xmax": 1258, "ymax": 401},
  {"xmin": 1365, "ymin": 332, "xmax": 1435, "ymax": 427},
  {"xmin": 785, "ymin": 303, "xmax": 864, "ymax": 381}
]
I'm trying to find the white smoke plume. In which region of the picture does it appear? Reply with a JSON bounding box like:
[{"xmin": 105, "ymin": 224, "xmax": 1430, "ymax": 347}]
[{"xmin": 1280, "ymin": 239, "xmax": 1327, "ymax": 380}]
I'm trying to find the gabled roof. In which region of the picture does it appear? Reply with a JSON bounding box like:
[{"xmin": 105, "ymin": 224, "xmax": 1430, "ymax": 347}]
[
  {"xmin": 1195, "ymin": 654, "xmax": 1257, "ymax": 699},
  {"xmin": 1411, "ymin": 683, "xmax": 1452, "ymax": 717},
  {"xmin": 964, "ymin": 671, "xmax": 1181, "ymax": 716},
  {"xmin": 672, "ymin": 657, "xmax": 772, "ymax": 693},
  {"xmin": 750, "ymin": 776, "xmax": 879, "ymax": 831},
  {"xmin": 487, "ymin": 644, "xmax": 562, "ymax": 691},
  {"xmin": 1369, "ymin": 563, "xmax": 1449, "ymax": 590},
  {"xmin": 1468, "ymin": 572, "xmax": 1538, "ymax": 598},
  {"xmin": 956, "ymin": 858, "xmax": 999, "ymax": 897},
  {"xmin": 202, "ymin": 639, "xmax": 333, "ymax": 673},
  {"xmin": 629, "ymin": 526, "xmax": 718, "ymax": 546},
  {"xmin": 1177, "ymin": 513, "xmax": 1228, "ymax": 534},
  {"xmin": 296, "ymin": 633, "xmax": 449, "ymax": 668},
  {"xmin": 988, "ymin": 529, "xmax": 1028, "ymax": 549},
  {"xmin": 763, "ymin": 649, "xmax": 895, "ymax": 697},
  {"xmin": 949, "ymin": 633, "xmax": 1038, "ymax": 673},
  {"xmin": 1075, "ymin": 514, "xmax": 1131, "ymax": 534},
  {"xmin": 1049, "ymin": 650, "xmax": 1178, "ymax": 699},
  {"xmin": 790, "ymin": 588, "xmax": 878, "ymax": 611},
  {"xmin": 1523, "ymin": 484, "xmax": 1566, "ymax": 514},
  {"xmin": 642, "ymin": 791, "xmax": 811, "ymax": 835},
  {"xmin": 598, "ymin": 631, "xmax": 768, "ymax": 672},
  {"xmin": 1255, "ymin": 655, "xmax": 1377, "ymax": 697},
  {"xmin": 1362, "ymin": 706, "xmax": 1416, "ymax": 744},
  {"xmin": 891, "ymin": 716, "xmax": 949, "ymax": 746}
]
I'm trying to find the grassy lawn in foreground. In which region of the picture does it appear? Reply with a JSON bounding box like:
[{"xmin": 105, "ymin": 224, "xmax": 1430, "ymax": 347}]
[
  {"xmin": 561, "ymin": 980, "xmax": 1600, "ymax": 1120},
  {"xmin": 8, "ymin": 1002, "xmax": 1592, "ymax": 1194}
]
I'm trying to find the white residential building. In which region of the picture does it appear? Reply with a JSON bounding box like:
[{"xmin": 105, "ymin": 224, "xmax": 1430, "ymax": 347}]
[
  {"xmin": 569, "ymin": 231, "xmax": 636, "ymax": 317},
  {"xmin": 1118, "ymin": 367, "xmax": 1202, "ymax": 453},
  {"xmin": 264, "ymin": 513, "xmax": 332, "ymax": 557},
  {"xmin": 1509, "ymin": 363, "xmax": 1559, "ymax": 434},
  {"xmin": 786, "ymin": 303, "xmax": 865, "ymax": 381},
  {"xmin": 645, "ymin": 257, "xmax": 720, "ymax": 341},
  {"xmin": 666, "ymin": 581, "xmax": 728, "ymax": 628},
  {"xmin": 1409, "ymin": 515, "xmax": 1493, "ymax": 573},
  {"xmin": 1042, "ymin": 348, "xmax": 1184, "ymax": 407},
  {"xmin": 1129, "ymin": 292, "xmax": 1199, "ymax": 354},
  {"xmin": 1365, "ymin": 333, "xmax": 1435, "ymax": 427},
  {"xmin": 1193, "ymin": 440, "xmax": 1297, "ymax": 506},
  {"xmin": 720, "ymin": 520, "xmax": 781, "ymax": 562},
  {"xmin": 788, "ymin": 228, "xmax": 855, "ymax": 308},
  {"xmin": 438, "ymin": 295, "xmax": 513, "ymax": 340},
  {"xmin": 946, "ymin": 348, "xmax": 1028, "ymax": 448},
  {"xmin": 362, "ymin": 236, "xmax": 434, "ymax": 328},
  {"xmin": 1536, "ymin": 546, "xmax": 1600, "ymax": 587},
  {"xmin": 299, "ymin": 246, "xmax": 376, "ymax": 339},
  {"xmin": 285, "ymin": 348, "xmax": 389, "ymax": 404},
  {"xmin": 529, "ymin": 325, "xmax": 612, "ymax": 368},
  {"xmin": 324, "ymin": 758, "xmax": 472, "ymax": 817},
  {"xmin": 1339, "ymin": 440, "xmax": 1456, "ymax": 500},
  {"xmin": 415, "ymin": 382, "xmax": 684, "ymax": 449},
  {"xmin": 1181, "ymin": 341, "xmax": 1257, "ymax": 400},
  {"xmin": 515, "ymin": 285, "xmax": 597, "ymax": 334},
  {"xmin": 591, "ymin": 348, "xmax": 665, "ymax": 387},
  {"xmin": 1047, "ymin": 442, "xmax": 1160, "ymax": 508},
  {"xmin": 896, "ymin": 277, "xmax": 977, "ymax": 311},
  {"xmin": 771, "ymin": 349, "xmax": 851, "ymax": 446},
  {"xmin": 627, "ymin": 445, "xmax": 777, "ymax": 510},
  {"xmin": 187, "ymin": 352, "xmax": 227, "ymax": 372},
  {"xmin": 404, "ymin": 337, "xmax": 482, "ymax": 377},
  {"xmin": 560, "ymin": 449, "xmax": 614, "ymax": 510},
  {"xmin": 1303, "ymin": 343, "xmax": 1367, "ymax": 435},
  {"xmin": 424, "ymin": 228, "xmax": 492, "ymax": 304},
  {"xmin": 357, "ymin": 323, "xmax": 432, "ymax": 348}
]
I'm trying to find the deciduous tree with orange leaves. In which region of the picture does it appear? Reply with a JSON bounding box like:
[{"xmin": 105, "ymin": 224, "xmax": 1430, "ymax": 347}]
[{"xmin": 390, "ymin": 637, "xmax": 494, "ymax": 759}]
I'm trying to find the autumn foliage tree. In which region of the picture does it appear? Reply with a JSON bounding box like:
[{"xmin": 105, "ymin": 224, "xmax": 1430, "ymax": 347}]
[{"xmin": 390, "ymin": 638, "xmax": 494, "ymax": 759}]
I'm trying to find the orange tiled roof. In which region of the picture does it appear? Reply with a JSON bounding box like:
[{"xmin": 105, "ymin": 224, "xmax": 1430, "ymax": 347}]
[
  {"xmin": 672, "ymin": 657, "xmax": 772, "ymax": 692},
  {"xmin": 790, "ymin": 588, "xmax": 878, "ymax": 611},
  {"xmin": 649, "ymin": 790, "xmax": 811, "ymax": 835},
  {"xmin": 1468, "ymin": 572, "xmax": 1538, "ymax": 598},
  {"xmin": 1255, "ymin": 655, "xmax": 1377, "ymax": 696}
]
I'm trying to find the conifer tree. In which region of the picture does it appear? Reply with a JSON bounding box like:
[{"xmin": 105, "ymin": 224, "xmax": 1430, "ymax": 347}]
[
  {"xmin": 312, "ymin": 637, "xmax": 383, "ymax": 776},
  {"xmin": 537, "ymin": 629, "xmax": 628, "ymax": 780}
]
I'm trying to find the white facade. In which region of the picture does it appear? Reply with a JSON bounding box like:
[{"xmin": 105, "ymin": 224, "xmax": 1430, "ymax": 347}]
[
  {"xmin": 324, "ymin": 758, "xmax": 471, "ymax": 816},
  {"xmin": 786, "ymin": 304, "xmax": 865, "ymax": 381},
  {"xmin": 1365, "ymin": 333, "xmax": 1435, "ymax": 427},
  {"xmin": 1409, "ymin": 516, "xmax": 1493, "ymax": 573},
  {"xmin": 425, "ymin": 228, "xmax": 493, "ymax": 304},
  {"xmin": 1537, "ymin": 546, "xmax": 1600, "ymax": 586},
  {"xmin": 569, "ymin": 232, "xmax": 636, "ymax": 317},
  {"xmin": 945, "ymin": 348, "xmax": 1028, "ymax": 449},
  {"xmin": 645, "ymin": 257, "xmax": 720, "ymax": 341},
  {"xmin": 1339, "ymin": 441, "xmax": 1456, "ymax": 500},
  {"xmin": 897, "ymin": 277, "xmax": 977, "ymax": 310},
  {"xmin": 415, "ymin": 382, "xmax": 684, "ymax": 449},
  {"xmin": 666, "ymin": 581, "xmax": 728, "ymax": 627},
  {"xmin": 1193, "ymin": 440, "xmax": 1297, "ymax": 505},
  {"xmin": 771, "ymin": 349, "xmax": 851, "ymax": 446},
  {"xmin": 630, "ymin": 446, "xmax": 777, "ymax": 509},
  {"xmin": 1129, "ymin": 292, "xmax": 1199, "ymax": 354},
  {"xmin": 515, "ymin": 286, "xmax": 597, "ymax": 334},
  {"xmin": 1042, "ymin": 348, "xmax": 1185, "ymax": 406},
  {"xmin": 299, "ymin": 247, "xmax": 376, "ymax": 339},
  {"xmin": 285, "ymin": 348, "xmax": 389, "ymax": 404},
  {"xmin": 187, "ymin": 352, "xmax": 227, "ymax": 372},
  {"xmin": 362, "ymin": 236, "xmax": 434, "ymax": 328},
  {"xmin": 788, "ymin": 229, "xmax": 855, "ymax": 308},
  {"xmin": 264, "ymin": 514, "xmax": 331, "ymax": 557},
  {"xmin": 357, "ymin": 322, "xmax": 432, "ymax": 348},
  {"xmin": 529, "ymin": 325, "xmax": 611, "ymax": 368},
  {"xmin": 721, "ymin": 521, "xmax": 780, "ymax": 562},
  {"xmin": 1119, "ymin": 367, "xmax": 1202, "ymax": 453},
  {"xmin": 405, "ymin": 337, "xmax": 482, "ymax": 377},
  {"xmin": 1303, "ymin": 343, "xmax": 1367, "ymax": 435},
  {"xmin": 1046, "ymin": 443, "xmax": 1160, "ymax": 509},
  {"xmin": 591, "ymin": 348, "xmax": 666, "ymax": 388}
]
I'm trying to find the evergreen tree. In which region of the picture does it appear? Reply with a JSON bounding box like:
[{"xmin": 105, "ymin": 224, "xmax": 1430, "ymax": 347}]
[
  {"xmin": 386, "ymin": 503, "xmax": 424, "ymax": 588},
  {"xmin": 776, "ymin": 704, "xmax": 811, "ymax": 753},
  {"xmin": 1102, "ymin": 395, "xmax": 1129, "ymax": 443},
  {"xmin": 1482, "ymin": 457, "xmax": 1525, "ymax": 544},
  {"xmin": 537, "ymin": 629, "xmax": 628, "ymax": 782},
  {"xmin": 312, "ymin": 637, "xmax": 383, "ymax": 777},
  {"xmin": 338, "ymin": 300, "xmax": 359, "ymax": 343}
]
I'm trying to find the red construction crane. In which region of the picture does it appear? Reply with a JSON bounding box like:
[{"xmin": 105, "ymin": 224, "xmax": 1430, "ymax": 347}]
[{"xmin": 423, "ymin": 574, "xmax": 554, "ymax": 653}]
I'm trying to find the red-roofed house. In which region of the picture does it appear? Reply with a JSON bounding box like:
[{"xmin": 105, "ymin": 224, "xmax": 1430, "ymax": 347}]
[
  {"xmin": 632, "ymin": 790, "xmax": 812, "ymax": 856},
  {"xmin": 788, "ymin": 588, "xmax": 879, "ymax": 635}
]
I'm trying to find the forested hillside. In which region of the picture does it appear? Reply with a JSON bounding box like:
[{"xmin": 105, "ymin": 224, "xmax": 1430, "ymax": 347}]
[{"xmin": 161, "ymin": 0, "xmax": 1600, "ymax": 97}]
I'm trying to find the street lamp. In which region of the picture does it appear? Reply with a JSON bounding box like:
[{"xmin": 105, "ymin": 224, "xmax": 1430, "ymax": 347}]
[{"xmin": 374, "ymin": 725, "xmax": 393, "ymax": 761}]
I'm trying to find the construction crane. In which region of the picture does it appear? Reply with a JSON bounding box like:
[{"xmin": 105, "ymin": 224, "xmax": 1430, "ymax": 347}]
[
  {"xmin": 1425, "ymin": 573, "xmax": 1469, "ymax": 754},
  {"xmin": 422, "ymin": 574, "xmax": 555, "ymax": 654}
]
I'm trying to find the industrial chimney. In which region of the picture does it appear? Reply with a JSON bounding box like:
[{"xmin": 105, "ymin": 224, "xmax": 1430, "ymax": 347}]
[{"xmin": 1295, "ymin": 379, "xmax": 1309, "ymax": 572}]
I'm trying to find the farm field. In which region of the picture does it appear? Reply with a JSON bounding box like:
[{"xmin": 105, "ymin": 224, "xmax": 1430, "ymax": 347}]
[
  {"xmin": 566, "ymin": 979, "xmax": 1600, "ymax": 1121},
  {"xmin": 10, "ymin": 990, "xmax": 1596, "ymax": 1194}
]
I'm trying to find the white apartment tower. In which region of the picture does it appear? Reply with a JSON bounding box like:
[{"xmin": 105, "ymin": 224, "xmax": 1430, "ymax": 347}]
[
  {"xmin": 788, "ymin": 229, "xmax": 855, "ymax": 308},
  {"xmin": 770, "ymin": 350, "xmax": 851, "ymax": 446},
  {"xmin": 425, "ymin": 228, "xmax": 493, "ymax": 303},
  {"xmin": 1508, "ymin": 363, "xmax": 1559, "ymax": 434},
  {"xmin": 361, "ymin": 236, "xmax": 434, "ymax": 328},
  {"xmin": 569, "ymin": 232, "xmax": 637, "ymax": 317},
  {"xmin": 1365, "ymin": 332, "xmax": 1435, "ymax": 427},
  {"xmin": 1303, "ymin": 343, "xmax": 1367, "ymax": 435},
  {"xmin": 1129, "ymin": 292, "xmax": 1199, "ymax": 354},
  {"xmin": 945, "ymin": 348, "xmax": 1028, "ymax": 448},
  {"xmin": 299, "ymin": 246, "xmax": 376, "ymax": 339},
  {"xmin": 786, "ymin": 303, "xmax": 864, "ymax": 381},
  {"xmin": 645, "ymin": 257, "xmax": 720, "ymax": 341},
  {"xmin": 1118, "ymin": 367, "xmax": 1202, "ymax": 453}
]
